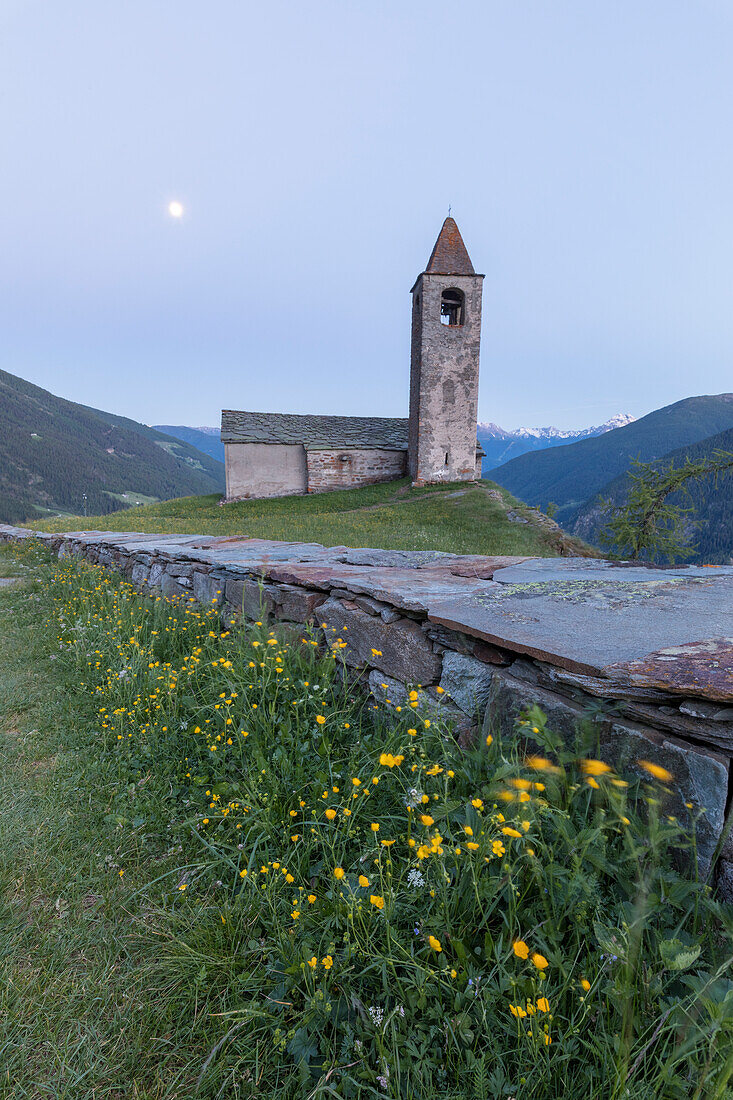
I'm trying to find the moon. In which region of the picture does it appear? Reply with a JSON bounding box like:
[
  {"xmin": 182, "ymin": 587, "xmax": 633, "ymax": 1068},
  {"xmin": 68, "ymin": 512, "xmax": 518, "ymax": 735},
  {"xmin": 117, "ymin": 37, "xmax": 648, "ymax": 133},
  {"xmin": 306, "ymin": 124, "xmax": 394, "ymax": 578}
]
[{"xmin": 168, "ymin": 200, "xmax": 184, "ymax": 218}]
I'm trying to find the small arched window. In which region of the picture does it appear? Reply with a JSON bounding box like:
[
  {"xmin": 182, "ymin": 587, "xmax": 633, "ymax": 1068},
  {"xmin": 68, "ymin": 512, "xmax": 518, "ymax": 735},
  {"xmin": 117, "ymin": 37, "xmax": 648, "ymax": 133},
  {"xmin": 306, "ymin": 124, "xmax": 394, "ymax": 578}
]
[{"xmin": 440, "ymin": 288, "xmax": 465, "ymax": 326}]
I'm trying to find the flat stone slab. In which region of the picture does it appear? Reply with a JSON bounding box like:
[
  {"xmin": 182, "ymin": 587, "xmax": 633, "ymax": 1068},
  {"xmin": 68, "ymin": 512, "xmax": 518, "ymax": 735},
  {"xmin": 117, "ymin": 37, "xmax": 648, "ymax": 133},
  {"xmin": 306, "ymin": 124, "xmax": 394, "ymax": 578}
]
[
  {"xmin": 606, "ymin": 639, "xmax": 733, "ymax": 703},
  {"xmin": 492, "ymin": 558, "xmax": 733, "ymax": 585},
  {"xmin": 429, "ymin": 570, "xmax": 733, "ymax": 692},
  {"xmin": 3, "ymin": 527, "xmax": 732, "ymax": 703}
]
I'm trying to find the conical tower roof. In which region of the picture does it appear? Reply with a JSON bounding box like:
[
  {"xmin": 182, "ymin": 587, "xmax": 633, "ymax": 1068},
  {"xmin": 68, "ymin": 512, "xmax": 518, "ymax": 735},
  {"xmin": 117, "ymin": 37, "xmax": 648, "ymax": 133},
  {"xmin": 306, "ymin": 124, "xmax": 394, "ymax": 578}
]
[{"xmin": 424, "ymin": 217, "xmax": 475, "ymax": 275}]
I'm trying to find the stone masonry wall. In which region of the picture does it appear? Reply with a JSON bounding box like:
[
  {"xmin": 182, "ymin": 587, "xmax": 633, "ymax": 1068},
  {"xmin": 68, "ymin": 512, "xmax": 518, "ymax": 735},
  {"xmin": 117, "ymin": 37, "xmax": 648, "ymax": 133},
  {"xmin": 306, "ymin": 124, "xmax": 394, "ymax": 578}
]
[
  {"xmin": 306, "ymin": 448, "xmax": 408, "ymax": 492},
  {"xmin": 2, "ymin": 524, "xmax": 732, "ymax": 900},
  {"xmin": 408, "ymin": 271, "xmax": 484, "ymax": 485}
]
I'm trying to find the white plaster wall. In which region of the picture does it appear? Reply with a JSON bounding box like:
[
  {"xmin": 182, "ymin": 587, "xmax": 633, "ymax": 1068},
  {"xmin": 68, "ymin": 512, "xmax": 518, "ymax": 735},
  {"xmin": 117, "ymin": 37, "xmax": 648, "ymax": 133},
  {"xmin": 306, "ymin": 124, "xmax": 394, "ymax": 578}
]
[{"xmin": 225, "ymin": 443, "xmax": 307, "ymax": 499}]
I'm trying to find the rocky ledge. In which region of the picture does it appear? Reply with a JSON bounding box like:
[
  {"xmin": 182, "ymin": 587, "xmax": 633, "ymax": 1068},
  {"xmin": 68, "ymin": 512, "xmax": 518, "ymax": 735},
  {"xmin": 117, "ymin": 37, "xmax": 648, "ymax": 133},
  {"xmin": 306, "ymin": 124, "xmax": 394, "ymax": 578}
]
[{"xmin": 2, "ymin": 525, "xmax": 731, "ymax": 895}]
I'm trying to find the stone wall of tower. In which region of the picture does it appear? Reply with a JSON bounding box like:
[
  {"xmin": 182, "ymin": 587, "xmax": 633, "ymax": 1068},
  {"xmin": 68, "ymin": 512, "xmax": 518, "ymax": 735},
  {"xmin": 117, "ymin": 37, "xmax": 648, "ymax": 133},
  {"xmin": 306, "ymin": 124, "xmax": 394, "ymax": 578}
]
[{"xmin": 408, "ymin": 272, "xmax": 484, "ymax": 485}]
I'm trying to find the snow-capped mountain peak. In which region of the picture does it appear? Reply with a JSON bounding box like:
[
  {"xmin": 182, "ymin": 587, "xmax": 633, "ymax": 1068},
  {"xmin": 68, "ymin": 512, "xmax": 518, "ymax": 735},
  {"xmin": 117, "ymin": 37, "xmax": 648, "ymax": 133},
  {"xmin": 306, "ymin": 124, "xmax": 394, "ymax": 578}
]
[{"xmin": 477, "ymin": 414, "xmax": 636, "ymax": 471}]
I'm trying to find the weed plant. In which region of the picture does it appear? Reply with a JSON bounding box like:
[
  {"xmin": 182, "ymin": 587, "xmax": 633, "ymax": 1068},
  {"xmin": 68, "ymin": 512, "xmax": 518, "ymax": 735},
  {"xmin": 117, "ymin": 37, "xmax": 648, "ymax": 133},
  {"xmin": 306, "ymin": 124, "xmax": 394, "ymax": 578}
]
[{"xmin": 7, "ymin": 543, "xmax": 733, "ymax": 1098}]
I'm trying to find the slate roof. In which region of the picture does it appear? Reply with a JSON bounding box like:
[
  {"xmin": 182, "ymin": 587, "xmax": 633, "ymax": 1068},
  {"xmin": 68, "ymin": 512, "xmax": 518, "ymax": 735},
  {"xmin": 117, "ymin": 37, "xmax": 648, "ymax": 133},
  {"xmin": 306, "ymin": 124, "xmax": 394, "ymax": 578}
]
[
  {"xmin": 221, "ymin": 411, "xmax": 409, "ymax": 450},
  {"xmin": 425, "ymin": 217, "xmax": 475, "ymax": 275}
]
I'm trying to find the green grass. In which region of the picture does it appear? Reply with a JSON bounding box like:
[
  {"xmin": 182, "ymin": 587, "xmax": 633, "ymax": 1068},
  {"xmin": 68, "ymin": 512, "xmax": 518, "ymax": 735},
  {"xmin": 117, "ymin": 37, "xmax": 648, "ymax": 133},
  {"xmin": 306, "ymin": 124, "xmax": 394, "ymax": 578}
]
[
  {"xmin": 0, "ymin": 542, "xmax": 731, "ymax": 1098},
  {"xmin": 30, "ymin": 479, "xmax": 595, "ymax": 557}
]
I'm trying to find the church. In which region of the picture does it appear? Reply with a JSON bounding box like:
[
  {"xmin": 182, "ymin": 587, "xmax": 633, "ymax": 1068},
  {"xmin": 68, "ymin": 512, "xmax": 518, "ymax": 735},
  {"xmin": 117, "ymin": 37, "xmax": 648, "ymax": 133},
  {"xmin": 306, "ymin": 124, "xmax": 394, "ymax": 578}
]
[{"xmin": 220, "ymin": 217, "xmax": 485, "ymax": 499}]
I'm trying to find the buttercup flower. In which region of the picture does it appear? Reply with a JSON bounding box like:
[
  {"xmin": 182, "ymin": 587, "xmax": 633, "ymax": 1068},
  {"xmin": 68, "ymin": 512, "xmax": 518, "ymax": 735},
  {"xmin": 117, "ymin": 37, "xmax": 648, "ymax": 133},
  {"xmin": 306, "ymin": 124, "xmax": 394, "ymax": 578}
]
[
  {"xmin": 638, "ymin": 760, "xmax": 674, "ymax": 782},
  {"xmin": 513, "ymin": 940, "xmax": 530, "ymax": 959},
  {"xmin": 428, "ymin": 935, "xmax": 442, "ymax": 952},
  {"xmin": 581, "ymin": 759, "xmax": 612, "ymax": 776}
]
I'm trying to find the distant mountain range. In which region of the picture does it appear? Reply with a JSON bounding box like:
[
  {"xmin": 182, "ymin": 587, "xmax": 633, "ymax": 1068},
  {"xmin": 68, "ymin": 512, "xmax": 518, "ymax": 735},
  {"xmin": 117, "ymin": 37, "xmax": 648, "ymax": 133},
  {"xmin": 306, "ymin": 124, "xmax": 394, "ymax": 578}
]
[
  {"xmin": 491, "ymin": 393, "xmax": 733, "ymax": 563},
  {"xmin": 154, "ymin": 425, "xmax": 225, "ymax": 464},
  {"xmin": 0, "ymin": 370, "xmax": 224, "ymax": 524},
  {"xmin": 477, "ymin": 414, "xmax": 635, "ymax": 470}
]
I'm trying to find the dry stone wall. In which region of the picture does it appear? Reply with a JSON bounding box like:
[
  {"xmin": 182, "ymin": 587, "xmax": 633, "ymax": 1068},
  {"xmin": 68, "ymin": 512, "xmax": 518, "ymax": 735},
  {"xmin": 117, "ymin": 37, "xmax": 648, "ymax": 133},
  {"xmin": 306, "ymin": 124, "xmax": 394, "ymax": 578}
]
[{"xmin": 2, "ymin": 524, "xmax": 732, "ymax": 897}]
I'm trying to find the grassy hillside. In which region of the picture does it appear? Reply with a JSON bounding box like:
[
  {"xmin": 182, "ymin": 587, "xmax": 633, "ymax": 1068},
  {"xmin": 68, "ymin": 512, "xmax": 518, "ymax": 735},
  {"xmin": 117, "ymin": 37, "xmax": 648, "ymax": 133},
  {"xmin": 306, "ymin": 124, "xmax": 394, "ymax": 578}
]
[
  {"xmin": 573, "ymin": 426, "xmax": 733, "ymax": 564},
  {"xmin": 0, "ymin": 369, "xmax": 225, "ymax": 524},
  {"xmin": 30, "ymin": 478, "xmax": 595, "ymax": 558},
  {"xmin": 491, "ymin": 393, "xmax": 733, "ymax": 518},
  {"xmin": 153, "ymin": 424, "xmax": 225, "ymax": 463}
]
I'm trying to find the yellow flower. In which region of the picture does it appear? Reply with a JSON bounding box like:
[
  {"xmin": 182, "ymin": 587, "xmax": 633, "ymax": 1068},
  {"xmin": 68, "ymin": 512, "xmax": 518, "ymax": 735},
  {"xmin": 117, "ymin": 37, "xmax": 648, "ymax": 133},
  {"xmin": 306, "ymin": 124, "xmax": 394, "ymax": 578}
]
[
  {"xmin": 370, "ymin": 894, "xmax": 385, "ymax": 909},
  {"xmin": 239, "ymin": 869, "xmax": 248, "ymax": 878},
  {"xmin": 531, "ymin": 952, "xmax": 549, "ymax": 970},
  {"xmin": 291, "ymin": 910, "xmax": 300, "ymax": 919},
  {"xmin": 492, "ymin": 840, "xmax": 506, "ymax": 857},
  {"xmin": 307, "ymin": 894, "xmax": 316, "ymax": 904},
  {"xmin": 352, "ymin": 778, "xmax": 361, "ymax": 787},
  {"xmin": 428, "ymin": 935, "xmax": 442, "ymax": 952},
  {"xmin": 471, "ymin": 798, "xmax": 484, "ymax": 810},
  {"xmin": 322, "ymin": 955, "xmax": 333, "ymax": 970},
  {"xmin": 466, "ymin": 841, "xmax": 479, "ymax": 851},
  {"xmin": 485, "ymin": 733, "xmax": 493, "ymax": 746},
  {"xmin": 525, "ymin": 755, "xmax": 553, "ymax": 770},
  {"xmin": 371, "ymin": 649, "xmax": 383, "ymax": 657},
  {"xmin": 536, "ymin": 997, "xmax": 549, "ymax": 1013},
  {"xmin": 638, "ymin": 759, "xmax": 674, "ymax": 782},
  {"xmin": 450, "ymin": 968, "xmax": 457, "ymax": 978},
  {"xmin": 464, "ymin": 826, "xmax": 474, "ymax": 836},
  {"xmin": 325, "ymin": 809, "xmax": 337, "ymax": 820},
  {"xmin": 580, "ymin": 978, "xmax": 591, "ymax": 992},
  {"xmin": 379, "ymin": 752, "xmax": 404, "ymax": 768},
  {"xmin": 358, "ymin": 874, "xmax": 370, "ymax": 888},
  {"xmin": 581, "ymin": 759, "xmax": 612, "ymax": 776},
  {"xmin": 381, "ymin": 839, "xmax": 395, "ymax": 847},
  {"xmin": 334, "ymin": 867, "xmax": 345, "ymax": 880},
  {"xmin": 307, "ymin": 956, "xmax": 317, "ymax": 969},
  {"xmin": 370, "ymin": 822, "xmax": 380, "ymax": 832},
  {"xmin": 315, "ymin": 715, "xmax": 326, "ymax": 725},
  {"xmin": 502, "ymin": 826, "xmax": 523, "ymax": 838},
  {"xmin": 508, "ymin": 778, "xmax": 532, "ymax": 791},
  {"xmin": 513, "ymin": 940, "xmax": 530, "ymax": 959},
  {"xmin": 408, "ymin": 728, "xmax": 417, "ymax": 737},
  {"xmin": 509, "ymin": 1003, "xmax": 527, "ymax": 1018},
  {"xmin": 419, "ymin": 814, "xmax": 434, "ymax": 827},
  {"xmin": 586, "ymin": 777, "xmax": 600, "ymax": 789}
]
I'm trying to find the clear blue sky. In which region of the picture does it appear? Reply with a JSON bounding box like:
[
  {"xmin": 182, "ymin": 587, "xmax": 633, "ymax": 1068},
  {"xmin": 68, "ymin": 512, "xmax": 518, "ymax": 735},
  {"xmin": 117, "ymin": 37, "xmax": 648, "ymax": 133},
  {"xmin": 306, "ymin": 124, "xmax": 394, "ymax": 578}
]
[{"xmin": 2, "ymin": 0, "xmax": 732, "ymax": 431}]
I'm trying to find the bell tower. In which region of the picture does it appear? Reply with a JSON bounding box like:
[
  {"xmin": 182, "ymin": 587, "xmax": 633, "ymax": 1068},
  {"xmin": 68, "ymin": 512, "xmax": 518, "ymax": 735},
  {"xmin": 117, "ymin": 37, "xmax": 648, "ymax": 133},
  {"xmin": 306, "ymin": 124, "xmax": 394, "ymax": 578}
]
[{"xmin": 408, "ymin": 217, "xmax": 484, "ymax": 486}]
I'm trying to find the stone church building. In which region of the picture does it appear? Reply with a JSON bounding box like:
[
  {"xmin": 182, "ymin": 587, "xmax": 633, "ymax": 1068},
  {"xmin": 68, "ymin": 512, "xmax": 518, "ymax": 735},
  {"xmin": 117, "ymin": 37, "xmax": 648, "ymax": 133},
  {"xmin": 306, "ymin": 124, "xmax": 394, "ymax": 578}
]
[{"xmin": 221, "ymin": 217, "xmax": 484, "ymax": 499}]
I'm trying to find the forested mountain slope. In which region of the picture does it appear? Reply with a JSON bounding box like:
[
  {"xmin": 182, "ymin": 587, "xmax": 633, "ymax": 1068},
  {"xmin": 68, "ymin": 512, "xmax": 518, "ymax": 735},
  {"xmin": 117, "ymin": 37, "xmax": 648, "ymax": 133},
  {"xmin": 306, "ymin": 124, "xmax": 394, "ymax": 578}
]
[
  {"xmin": 154, "ymin": 425, "xmax": 225, "ymax": 464},
  {"xmin": 490, "ymin": 394, "xmax": 733, "ymax": 519},
  {"xmin": 572, "ymin": 425, "xmax": 733, "ymax": 564},
  {"xmin": 0, "ymin": 369, "xmax": 224, "ymax": 523}
]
